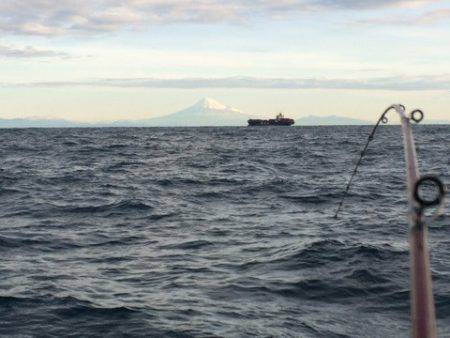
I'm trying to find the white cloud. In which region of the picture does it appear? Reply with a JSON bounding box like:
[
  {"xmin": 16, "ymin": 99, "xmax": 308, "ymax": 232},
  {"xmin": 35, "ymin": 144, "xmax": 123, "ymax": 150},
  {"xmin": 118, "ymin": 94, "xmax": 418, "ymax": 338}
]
[
  {"xmin": 4, "ymin": 75, "xmax": 449, "ymax": 90},
  {"xmin": 0, "ymin": 44, "xmax": 71, "ymax": 58},
  {"xmin": 0, "ymin": 0, "xmax": 440, "ymax": 36}
]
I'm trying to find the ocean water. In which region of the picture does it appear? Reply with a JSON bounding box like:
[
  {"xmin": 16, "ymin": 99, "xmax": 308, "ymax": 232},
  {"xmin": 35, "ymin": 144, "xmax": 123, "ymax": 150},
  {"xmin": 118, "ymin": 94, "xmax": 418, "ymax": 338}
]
[{"xmin": 0, "ymin": 125, "xmax": 449, "ymax": 337}]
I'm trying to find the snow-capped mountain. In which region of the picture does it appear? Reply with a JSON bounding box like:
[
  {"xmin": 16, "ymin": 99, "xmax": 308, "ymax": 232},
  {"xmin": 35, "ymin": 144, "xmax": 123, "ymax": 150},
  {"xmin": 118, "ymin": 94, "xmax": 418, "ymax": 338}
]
[{"xmin": 143, "ymin": 98, "xmax": 249, "ymax": 126}]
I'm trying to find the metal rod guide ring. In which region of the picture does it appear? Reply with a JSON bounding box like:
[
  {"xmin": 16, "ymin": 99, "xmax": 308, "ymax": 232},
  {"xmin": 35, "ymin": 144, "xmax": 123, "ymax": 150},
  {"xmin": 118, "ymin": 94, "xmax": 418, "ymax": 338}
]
[
  {"xmin": 410, "ymin": 109, "xmax": 424, "ymax": 123},
  {"xmin": 414, "ymin": 175, "xmax": 446, "ymax": 208}
]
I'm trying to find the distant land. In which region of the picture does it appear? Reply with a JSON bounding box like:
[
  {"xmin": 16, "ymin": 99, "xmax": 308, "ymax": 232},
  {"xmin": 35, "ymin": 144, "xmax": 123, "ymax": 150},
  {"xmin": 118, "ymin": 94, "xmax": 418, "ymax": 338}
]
[
  {"xmin": 0, "ymin": 118, "xmax": 88, "ymax": 128},
  {"xmin": 111, "ymin": 98, "xmax": 248, "ymax": 127},
  {"xmin": 1, "ymin": 98, "xmax": 449, "ymax": 127},
  {"xmin": 296, "ymin": 115, "xmax": 370, "ymax": 125}
]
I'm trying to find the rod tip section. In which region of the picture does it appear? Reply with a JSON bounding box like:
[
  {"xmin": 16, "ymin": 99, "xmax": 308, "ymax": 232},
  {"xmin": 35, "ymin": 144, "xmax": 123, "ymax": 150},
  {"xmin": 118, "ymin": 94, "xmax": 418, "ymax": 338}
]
[{"xmin": 392, "ymin": 104, "xmax": 405, "ymax": 112}]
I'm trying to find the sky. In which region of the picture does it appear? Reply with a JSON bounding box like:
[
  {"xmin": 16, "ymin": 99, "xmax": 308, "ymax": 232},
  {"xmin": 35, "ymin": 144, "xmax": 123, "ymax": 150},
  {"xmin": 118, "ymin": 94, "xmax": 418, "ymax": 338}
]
[{"xmin": 0, "ymin": 0, "xmax": 449, "ymax": 122}]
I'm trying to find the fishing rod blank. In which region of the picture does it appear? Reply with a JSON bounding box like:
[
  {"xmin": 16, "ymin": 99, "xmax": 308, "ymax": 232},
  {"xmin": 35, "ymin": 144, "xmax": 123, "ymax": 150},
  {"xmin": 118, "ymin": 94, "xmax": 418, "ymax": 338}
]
[{"xmin": 335, "ymin": 104, "xmax": 446, "ymax": 338}]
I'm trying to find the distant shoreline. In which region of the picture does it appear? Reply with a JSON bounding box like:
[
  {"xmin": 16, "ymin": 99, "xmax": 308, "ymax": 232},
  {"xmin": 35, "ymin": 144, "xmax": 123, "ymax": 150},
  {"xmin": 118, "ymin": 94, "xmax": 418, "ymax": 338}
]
[{"xmin": 1, "ymin": 123, "xmax": 449, "ymax": 129}]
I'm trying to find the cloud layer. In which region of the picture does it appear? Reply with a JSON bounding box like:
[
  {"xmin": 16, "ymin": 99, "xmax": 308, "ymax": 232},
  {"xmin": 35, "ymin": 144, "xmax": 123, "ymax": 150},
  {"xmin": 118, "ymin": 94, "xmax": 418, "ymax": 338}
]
[
  {"xmin": 4, "ymin": 75, "xmax": 449, "ymax": 91},
  {"xmin": 0, "ymin": 0, "xmax": 439, "ymax": 36},
  {"xmin": 357, "ymin": 7, "xmax": 450, "ymax": 25},
  {"xmin": 0, "ymin": 44, "xmax": 70, "ymax": 58}
]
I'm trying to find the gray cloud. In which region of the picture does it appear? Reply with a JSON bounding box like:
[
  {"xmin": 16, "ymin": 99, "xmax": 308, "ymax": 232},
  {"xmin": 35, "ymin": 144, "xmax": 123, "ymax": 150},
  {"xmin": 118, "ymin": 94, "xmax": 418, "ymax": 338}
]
[
  {"xmin": 417, "ymin": 8, "xmax": 450, "ymax": 23},
  {"xmin": 4, "ymin": 75, "xmax": 449, "ymax": 91},
  {"xmin": 0, "ymin": 44, "xmax": 71, "ymax": 58},
  {"xmin": 356, "ymin": 7, "xmax": 450, "ymax": 25},
  {"xmin": 306, "ymin": 0, "xmax": 433, "ymax": 9},
  {"xmin": 0, "ymin": 0, "xmax": 438, "ymax": 36}
]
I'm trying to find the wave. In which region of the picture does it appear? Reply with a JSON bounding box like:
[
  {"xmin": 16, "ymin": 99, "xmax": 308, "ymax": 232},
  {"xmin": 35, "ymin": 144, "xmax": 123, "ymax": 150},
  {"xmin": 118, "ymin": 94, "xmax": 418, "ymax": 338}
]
[
  {"xmin": 62, "ymin": 200, "xmax": 154, "ymax": 214},
  {"xmin": 0, "ymin": 126, "xmax": 449, "ymax": 337},
  {"xmin": 0, "ymin": 235, "xmax": 50, "ymax": 249},
  {"xmin": 160, "ymin": 239, "xmax": 214, "ymax": 250}
]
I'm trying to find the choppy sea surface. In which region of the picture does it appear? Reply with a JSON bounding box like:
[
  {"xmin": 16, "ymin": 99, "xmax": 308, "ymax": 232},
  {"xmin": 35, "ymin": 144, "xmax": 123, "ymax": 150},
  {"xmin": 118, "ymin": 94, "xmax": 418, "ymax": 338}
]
[{"xmin": 0, "ymin": 125, "xmax": 449, "ymax": 337}]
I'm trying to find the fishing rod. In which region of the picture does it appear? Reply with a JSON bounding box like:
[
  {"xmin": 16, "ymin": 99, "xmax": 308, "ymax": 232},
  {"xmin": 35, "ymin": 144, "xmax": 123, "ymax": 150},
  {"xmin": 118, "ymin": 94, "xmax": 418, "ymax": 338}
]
[{"xmin": 335, "ymin": 104, "xmax": 446, "ymax": 337}]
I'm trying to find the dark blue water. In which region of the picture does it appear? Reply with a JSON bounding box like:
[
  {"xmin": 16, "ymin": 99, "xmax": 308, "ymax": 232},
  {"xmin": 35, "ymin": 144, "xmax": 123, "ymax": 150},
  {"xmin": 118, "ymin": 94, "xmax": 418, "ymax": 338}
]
[{"xmin": 0, "ymin": 125, "xmax": 449, "ymax": 337}]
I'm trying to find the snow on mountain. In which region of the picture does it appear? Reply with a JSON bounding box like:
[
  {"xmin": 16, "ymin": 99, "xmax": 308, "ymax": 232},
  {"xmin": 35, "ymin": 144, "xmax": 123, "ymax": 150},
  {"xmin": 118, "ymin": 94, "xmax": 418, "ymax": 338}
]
[
  {"xmin": 143, "ymin": 98, "xmax": 249, "ymax": 126},
  {"xmin": 193, "ymin": 97, "xmax": 228, "ymax": 110}
]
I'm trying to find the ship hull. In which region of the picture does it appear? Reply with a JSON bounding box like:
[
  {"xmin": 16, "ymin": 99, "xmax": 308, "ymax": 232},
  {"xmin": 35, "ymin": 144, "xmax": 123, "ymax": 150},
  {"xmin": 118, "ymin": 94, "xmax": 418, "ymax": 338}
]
[{"xmin": 247, "ymin": 118, "xmax": 294, "ymax": 126}]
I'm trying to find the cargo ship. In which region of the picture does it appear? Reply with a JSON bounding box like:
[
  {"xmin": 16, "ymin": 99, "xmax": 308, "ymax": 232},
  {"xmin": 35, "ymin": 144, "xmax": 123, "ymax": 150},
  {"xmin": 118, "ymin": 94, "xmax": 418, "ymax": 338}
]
[{"xmin": 248, "ymin": 113, "xmax": 295, "ymax": 126}]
